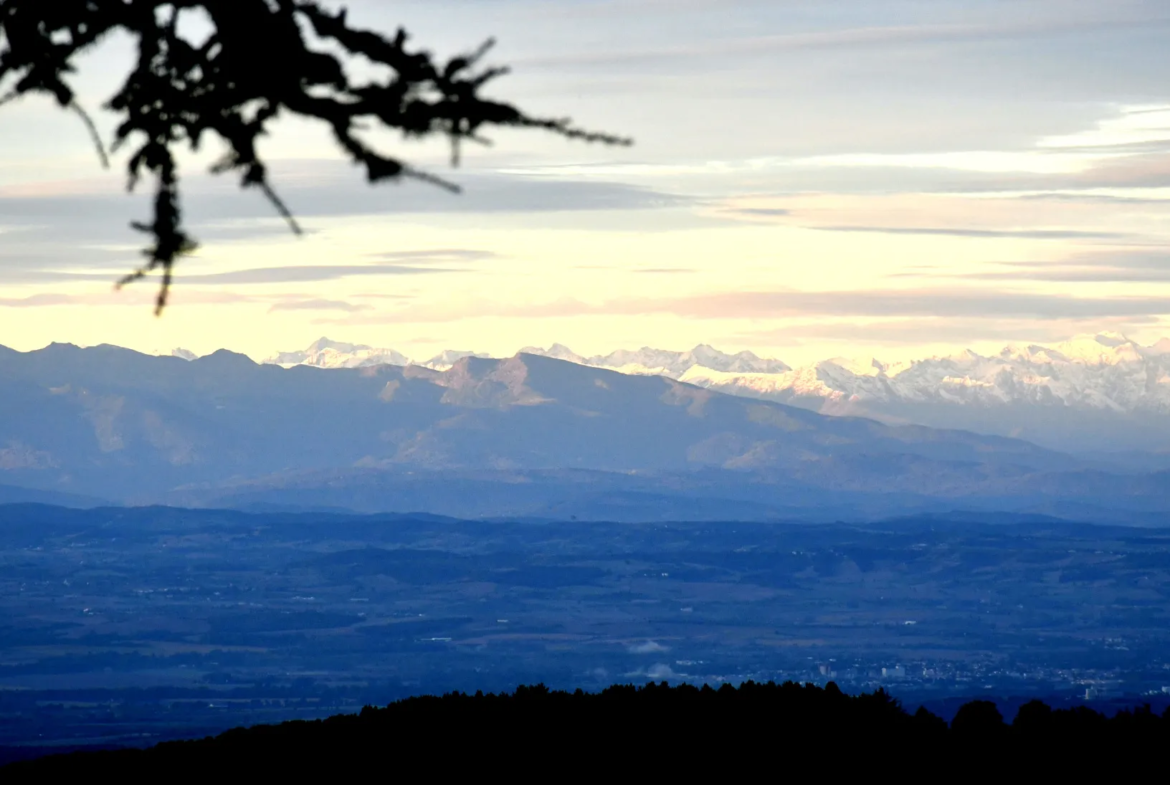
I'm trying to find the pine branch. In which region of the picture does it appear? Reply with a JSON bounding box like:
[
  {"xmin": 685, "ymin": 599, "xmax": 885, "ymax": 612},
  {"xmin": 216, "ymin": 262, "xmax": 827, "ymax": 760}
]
[{"xmin": 0, "ymin": 0, "xmax": 631, "ymax": 312}]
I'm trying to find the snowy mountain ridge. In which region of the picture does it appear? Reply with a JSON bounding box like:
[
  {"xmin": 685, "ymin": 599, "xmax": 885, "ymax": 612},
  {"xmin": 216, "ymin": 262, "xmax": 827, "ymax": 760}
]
[
  {"xmin": 678, "ymin": 333, "xmax": 1170, "ymax": 415},
  {"xmin": 519, "ymin": 343, "xmax": 792, "ymax": 377},
  {"xmin": 542, "ymin": 332, "xmax": 1170, "ymax": 454},
  {"xmin": 253, "ymin": 338, "xmax": 484, "ymax": 370},
  {"xmin": 165, "ymin": 332, "xmax": 1170, "ymax": 453},
  {"xmin": 240, "ymin": 333, "xmax": 1170, "ymax": 415},
  {"xmin": 240, "ymin": 339, "xmax": 790, "ymax": 376}
]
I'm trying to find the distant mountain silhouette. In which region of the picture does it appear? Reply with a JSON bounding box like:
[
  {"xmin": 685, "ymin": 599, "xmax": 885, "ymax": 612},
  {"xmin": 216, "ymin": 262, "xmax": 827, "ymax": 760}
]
[
  {"xmin": 2, "ymin": 342, "xmax": 1168, "ymax": 520},
  {"xmin": 0, "ymin": 483, "xmax": 107, "ymax": 508},
  {"xmin": 263, "ymin": 333, "xmax": 1170, "ymax": 456},
  {"xmin": 3, "ymin": 682, "xmax": 1163, "ymax": 778}
]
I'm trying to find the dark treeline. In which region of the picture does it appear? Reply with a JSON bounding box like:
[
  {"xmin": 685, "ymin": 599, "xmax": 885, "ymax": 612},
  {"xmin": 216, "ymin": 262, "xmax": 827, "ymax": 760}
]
[{"xmin": 4, "ymin": 681, "xmax": 1167, "ymax": 777}]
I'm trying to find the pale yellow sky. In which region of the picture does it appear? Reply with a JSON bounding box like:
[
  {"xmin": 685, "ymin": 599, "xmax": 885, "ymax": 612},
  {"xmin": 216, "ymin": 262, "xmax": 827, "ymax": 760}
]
[{"xmin": 1, "ymin": 0, "xmax": 1169, "ymax": 366}]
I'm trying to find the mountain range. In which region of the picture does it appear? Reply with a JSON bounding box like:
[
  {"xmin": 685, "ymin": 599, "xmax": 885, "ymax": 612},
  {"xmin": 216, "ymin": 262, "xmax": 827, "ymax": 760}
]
[
  {"xmin": 253, "ymin": 337, "xmax": 790, "ymax": 376},
  {"xmin": 263, "ymin": 338, "xmax": 485, "ymax": 371},
  {"xmin": 244, "ymin": 334, "xmax": 1170, "ymax": 456},
  {"xmin": 3, "ymin": 340, "xmax": 1170, "ymax": 522}
]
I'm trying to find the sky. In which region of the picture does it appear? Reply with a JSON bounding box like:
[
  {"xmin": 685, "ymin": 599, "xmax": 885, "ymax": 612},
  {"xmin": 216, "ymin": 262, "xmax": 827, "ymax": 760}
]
[{"xmin": 1, "ymin": 0, "xmax": 1169, "ymax": 365}]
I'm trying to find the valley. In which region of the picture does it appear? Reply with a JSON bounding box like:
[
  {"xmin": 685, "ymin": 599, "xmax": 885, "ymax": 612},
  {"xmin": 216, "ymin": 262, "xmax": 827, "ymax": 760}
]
[{"xmin": 1, "ymin": 505, "xmax": 1168, "ymax": 753}]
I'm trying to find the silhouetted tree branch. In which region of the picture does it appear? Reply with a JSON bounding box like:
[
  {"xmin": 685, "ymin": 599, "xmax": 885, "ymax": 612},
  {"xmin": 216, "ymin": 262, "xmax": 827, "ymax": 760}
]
[{"xmin": 0, "ymin": 1, "xmax": 631, "ymax": 313}]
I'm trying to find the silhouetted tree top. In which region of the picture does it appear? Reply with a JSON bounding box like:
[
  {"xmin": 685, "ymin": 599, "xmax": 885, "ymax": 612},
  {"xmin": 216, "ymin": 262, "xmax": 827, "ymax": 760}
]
[
  {"xmin": 0, "ymin": 1, "xmax": 630, "ymax": 312},
  {"xmin": 5, "ymin": 682, "xmax": 1168, "ymax": 778},
  {"xmin": 950, "ymin": 699, "xmax": 1006, "ymax": 737}
]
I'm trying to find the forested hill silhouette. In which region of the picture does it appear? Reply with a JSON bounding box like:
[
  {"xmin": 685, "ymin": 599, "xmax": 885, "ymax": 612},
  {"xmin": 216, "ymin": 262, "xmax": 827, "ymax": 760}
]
[{"xmin": 5, "ymin": 682, "xmax": 1166, "ymax": 778}]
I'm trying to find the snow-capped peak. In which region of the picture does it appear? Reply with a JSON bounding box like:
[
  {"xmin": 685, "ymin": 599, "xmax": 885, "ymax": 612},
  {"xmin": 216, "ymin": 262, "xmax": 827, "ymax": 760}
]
[
  {"xmin": 681, "ymin": 334, "xmax": 1170, "ymax": 415},
  {"xmin": 258, "ymin": 333, "xmax": 1170, "ymax": 417},
  {"xmin": 265, "ymin": 337, "xmax": 411, "ymax": 369},
  {"xmin": 821, "ymin": 356, "xmax": 885, "ymax": 377},
  {"xmin": 305, "ymin": 337, "xmax": 368, "ymax": 354},
  {"xmin": 522, "ymin": 343, "xmax": 790, "ymax": 378},
  {"xmin": 1051, "ymin": 333, "xmax": 1143, "ymax": 365},
  {"xmin": 520, "ymin": 343, "xmax": 586, "ymax": 364},
  {"xmin": 421, "ymin": 350, "xmax": 490, "ymax": 370}
]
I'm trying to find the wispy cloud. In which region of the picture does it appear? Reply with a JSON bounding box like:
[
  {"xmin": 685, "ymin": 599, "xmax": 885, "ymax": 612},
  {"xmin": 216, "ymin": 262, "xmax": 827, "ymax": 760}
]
[
  {"xmin": 1012, "ymin": 193, "xmax": 1170, "ymax": 205},
  {"xmin": 613, "ymin": 289, "xmax": 1170, "ymax": 321},
  {"xmin": 810, "ymin": 225, "xmax": 1130, "ymax": 240},
  {"xmin": 268, "ymin": 299, "xmax": 373, "ymax": 314},
  {"xmin": 328, "ymin": 287, "xmax": 1170, "ymax": 326},
  {"xmin": 0, "ymin": 290, "xmax": 261, "ymax": 308},
  {"xmin": 725, "ymin": 207, "xmax": 791, "ymax": 217},
  {"xmin": 519, "ymin": 15, "xmax": 1170, "ymax": 69},
  {"xmin": 927, "ymin": 252, "xmax": 1170, "ymax": 283},
  {"xmin": 732, "ymin": 316, "xmax": 1161, "ymax": 347},
  {"xmin": 0, "ymin": 293, "xmax": 79, "ymax": 308},
  {"xmin": 952, "ymin": 154, "xmax": 1170, "ymax": 194},
  {"xmin": 367, "ymin": 249, "xmax": 498, "ymax": 262},
  {"xmin": 0, "ymin": 173, "xmax": 686, "ymax": 287},
  {"xmin": 180, "ymin": 265, "xmax": 452, "ymax": 285},
  {"xmin": 0, "ymin": 262, "xmax": 455, "ymax": 286}
]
